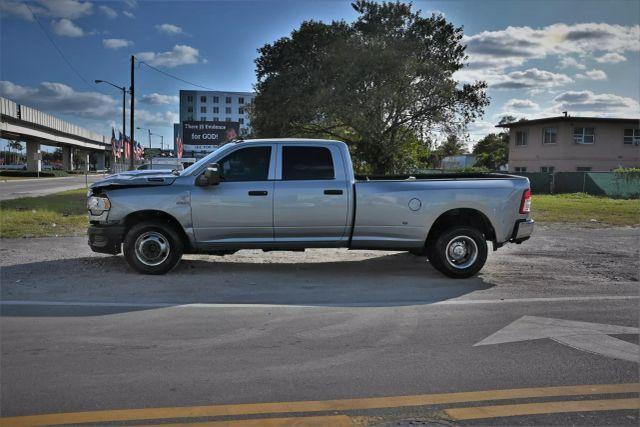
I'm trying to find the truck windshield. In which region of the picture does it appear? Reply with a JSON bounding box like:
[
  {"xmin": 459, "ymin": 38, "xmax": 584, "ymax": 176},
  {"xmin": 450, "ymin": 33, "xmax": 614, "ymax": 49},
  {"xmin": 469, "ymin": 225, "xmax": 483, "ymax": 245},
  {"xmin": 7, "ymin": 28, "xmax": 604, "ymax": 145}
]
[{"xmin": 180, "ymin": 143, "xmax": 235, "ymax": 176}]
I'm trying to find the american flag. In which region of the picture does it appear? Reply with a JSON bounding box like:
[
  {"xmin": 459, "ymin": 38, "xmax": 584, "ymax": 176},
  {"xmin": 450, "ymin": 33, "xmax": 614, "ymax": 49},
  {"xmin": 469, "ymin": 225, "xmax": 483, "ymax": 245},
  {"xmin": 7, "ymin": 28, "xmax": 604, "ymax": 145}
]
[
  {"xmin": 124, "ymin": 136, "xmax": 130, "ymax": 160},
  {"xmin": 116, "ymin": 132, "xmax": 123, "ymax": 159},
  {"xmin": 111, "ymin": 128, "xmax": 117, "ymax": 158},
  {"xmin": 176, "ymin": 136, "xmax": 183, "ymax": 159},
  {"xmin": 135, "ymin": 141, "xmax": 144, "ymax": 161}
]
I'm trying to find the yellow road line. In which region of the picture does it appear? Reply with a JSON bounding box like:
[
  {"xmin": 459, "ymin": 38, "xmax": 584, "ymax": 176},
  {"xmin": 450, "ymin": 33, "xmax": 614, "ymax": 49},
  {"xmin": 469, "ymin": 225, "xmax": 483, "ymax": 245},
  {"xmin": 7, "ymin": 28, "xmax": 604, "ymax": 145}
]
[
  {"xmin": 1, "ymin": 383, "xmax": 638, "ymax": 427},
  {"xmin": 141, "ymin": 415, "xmax": 354, "ymax": 427},
  {"xmin": 445, "ymin": 397, "xmax": 640, "ymax": 420}
]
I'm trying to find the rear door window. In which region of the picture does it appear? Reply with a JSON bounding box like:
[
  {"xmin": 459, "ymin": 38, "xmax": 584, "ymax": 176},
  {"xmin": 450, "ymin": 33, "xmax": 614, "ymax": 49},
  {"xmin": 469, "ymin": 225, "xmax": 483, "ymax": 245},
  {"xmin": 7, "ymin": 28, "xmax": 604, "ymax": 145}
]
[{"xmin": 282, "ymin": 146, "xmax": 334, "ymax": 180}]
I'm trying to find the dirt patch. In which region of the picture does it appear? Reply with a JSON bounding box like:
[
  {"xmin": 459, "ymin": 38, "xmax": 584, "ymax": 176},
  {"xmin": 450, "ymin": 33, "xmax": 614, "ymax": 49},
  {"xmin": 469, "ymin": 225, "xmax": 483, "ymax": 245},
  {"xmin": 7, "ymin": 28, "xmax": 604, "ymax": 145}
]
[{"xmin": 1, "ymin": 224, "xmax": 638, "ymax": 306}]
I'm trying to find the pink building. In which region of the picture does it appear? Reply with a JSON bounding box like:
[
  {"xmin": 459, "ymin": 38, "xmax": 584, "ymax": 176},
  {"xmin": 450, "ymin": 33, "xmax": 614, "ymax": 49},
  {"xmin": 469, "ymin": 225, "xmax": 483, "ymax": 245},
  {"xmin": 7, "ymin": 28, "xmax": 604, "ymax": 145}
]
[{"xmin": 498, "ymin": 116, "xmax": 640, "ymax": 173}]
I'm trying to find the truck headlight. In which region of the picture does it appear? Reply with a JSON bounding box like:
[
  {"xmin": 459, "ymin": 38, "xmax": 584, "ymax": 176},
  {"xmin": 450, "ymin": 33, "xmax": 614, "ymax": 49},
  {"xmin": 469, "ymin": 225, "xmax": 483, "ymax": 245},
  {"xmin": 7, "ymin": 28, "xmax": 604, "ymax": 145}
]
[{"xmin": 88, "ymin": 196, "xmax": 111, "ymax": 215}]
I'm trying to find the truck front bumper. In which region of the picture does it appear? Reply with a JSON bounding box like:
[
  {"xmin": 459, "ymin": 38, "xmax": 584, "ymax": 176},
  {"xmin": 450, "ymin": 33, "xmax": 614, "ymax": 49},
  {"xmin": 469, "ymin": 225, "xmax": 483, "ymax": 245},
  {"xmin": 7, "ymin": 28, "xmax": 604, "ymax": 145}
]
[
  {"xmin": 510, "ymin": 218, "xmax": 534, "ymax": 243},
  {"xmin": 88, "ymin": 224, "xmax": 126, "ymax": 255}
]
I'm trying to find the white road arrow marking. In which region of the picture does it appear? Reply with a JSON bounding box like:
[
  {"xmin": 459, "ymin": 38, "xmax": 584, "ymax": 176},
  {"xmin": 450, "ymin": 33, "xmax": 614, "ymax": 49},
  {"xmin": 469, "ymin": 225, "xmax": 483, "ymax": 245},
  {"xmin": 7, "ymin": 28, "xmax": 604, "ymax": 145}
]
[{"xmin": 475, "ymin": 316, "xmax": 639, "ymax": 363}]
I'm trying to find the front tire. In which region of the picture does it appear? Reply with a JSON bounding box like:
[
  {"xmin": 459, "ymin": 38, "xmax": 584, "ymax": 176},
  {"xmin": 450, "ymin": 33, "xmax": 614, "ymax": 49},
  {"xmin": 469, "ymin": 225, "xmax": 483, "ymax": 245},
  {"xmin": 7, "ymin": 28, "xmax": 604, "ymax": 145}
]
[
  {"xmin": 429, "ymin": 226, "xmax": 487, "ymax": 279},
  {"xmin": 123, "ymin": 220, "xmax": 183, "ymax": 274}
]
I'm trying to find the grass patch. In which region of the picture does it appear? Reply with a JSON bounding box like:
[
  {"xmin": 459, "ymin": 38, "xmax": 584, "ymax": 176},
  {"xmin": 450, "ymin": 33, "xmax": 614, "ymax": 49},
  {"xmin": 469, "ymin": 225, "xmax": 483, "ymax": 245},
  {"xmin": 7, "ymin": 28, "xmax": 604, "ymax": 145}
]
[
  {"xmin": 0, "ymin": 176, "xmax": 40, "ymax": 181},
  {"xmin": 0, "ymin": 189, "xmax": 87, "ymax": 238},
  {"xmin": 533, "ymin": 193, "xmax": 639, "ymax": 226}
]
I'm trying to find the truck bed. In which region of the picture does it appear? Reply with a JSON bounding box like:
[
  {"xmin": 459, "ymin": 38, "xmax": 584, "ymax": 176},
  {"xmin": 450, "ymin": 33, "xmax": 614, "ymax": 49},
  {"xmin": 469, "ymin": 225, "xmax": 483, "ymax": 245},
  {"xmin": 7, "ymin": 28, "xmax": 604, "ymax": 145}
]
[{"xmin": 351, "ymin": 174, "xmax": 530, "ymax": 249}]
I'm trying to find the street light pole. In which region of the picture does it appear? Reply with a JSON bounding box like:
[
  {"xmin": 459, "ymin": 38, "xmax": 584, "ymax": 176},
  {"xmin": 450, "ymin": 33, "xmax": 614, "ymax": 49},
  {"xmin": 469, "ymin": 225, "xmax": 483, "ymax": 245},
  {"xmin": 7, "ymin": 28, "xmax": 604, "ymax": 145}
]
[
  {"xmin": 149, "ymin": 132, "xmax": 164, "ymax": 152},
  {"xmin": 94, "ymin": 79, "xmax": 128, "ymax": 140},
  {"xmin": 136, "ymin": 127, "xmax": 152, "ymax": 149}
]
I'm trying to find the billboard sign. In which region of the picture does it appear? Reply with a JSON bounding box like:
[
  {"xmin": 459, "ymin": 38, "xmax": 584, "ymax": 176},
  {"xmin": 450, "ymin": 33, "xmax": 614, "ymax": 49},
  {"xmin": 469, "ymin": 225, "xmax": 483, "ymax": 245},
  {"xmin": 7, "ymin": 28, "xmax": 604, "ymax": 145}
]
[{"xmin": 182, "ymin": 121, "xmax": 239, "ymax": 153}]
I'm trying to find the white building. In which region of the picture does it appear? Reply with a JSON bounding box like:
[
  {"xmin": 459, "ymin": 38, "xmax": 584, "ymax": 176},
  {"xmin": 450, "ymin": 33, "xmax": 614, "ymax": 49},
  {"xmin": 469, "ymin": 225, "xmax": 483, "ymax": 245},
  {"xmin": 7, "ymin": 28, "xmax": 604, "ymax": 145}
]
[
  {"xmin": 175, "ymin": 90, "xmax": 255, "ymax": 155},
  {"xmin": 178, "ymin": 90, "xmax": 254, "ymax": 131}
]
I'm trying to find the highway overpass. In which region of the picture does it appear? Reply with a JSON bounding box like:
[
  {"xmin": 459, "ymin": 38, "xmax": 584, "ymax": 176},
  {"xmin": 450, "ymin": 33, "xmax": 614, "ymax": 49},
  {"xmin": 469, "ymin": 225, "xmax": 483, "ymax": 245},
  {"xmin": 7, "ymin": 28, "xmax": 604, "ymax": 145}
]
[{"xmin": 0, "ymin": 97, "xmax": 110, "ymax": 172}]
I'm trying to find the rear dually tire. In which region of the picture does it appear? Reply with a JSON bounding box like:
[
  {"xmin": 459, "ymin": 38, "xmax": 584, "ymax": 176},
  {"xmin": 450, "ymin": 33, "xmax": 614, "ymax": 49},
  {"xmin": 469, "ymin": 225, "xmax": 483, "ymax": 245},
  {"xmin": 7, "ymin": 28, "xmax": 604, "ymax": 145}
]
[{"xmin": 428, "ymin": 226, "xmax": 488, "ymax": 279}]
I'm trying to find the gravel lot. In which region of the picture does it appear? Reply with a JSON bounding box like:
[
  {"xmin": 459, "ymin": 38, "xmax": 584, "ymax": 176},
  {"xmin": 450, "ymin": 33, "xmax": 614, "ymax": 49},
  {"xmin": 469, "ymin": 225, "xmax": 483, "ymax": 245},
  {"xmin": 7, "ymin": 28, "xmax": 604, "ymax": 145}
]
[{"xmin": 1, "ymin": 224, "xmax": 638, "ymax": 305}]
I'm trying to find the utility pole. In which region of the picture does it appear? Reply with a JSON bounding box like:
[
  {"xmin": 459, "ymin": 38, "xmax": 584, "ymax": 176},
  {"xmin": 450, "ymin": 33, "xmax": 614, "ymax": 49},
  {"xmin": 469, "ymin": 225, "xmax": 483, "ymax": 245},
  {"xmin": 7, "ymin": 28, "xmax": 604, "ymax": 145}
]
[{"xmin": 129, "ymin": 55, "xmax": 135, "ymax": 170}]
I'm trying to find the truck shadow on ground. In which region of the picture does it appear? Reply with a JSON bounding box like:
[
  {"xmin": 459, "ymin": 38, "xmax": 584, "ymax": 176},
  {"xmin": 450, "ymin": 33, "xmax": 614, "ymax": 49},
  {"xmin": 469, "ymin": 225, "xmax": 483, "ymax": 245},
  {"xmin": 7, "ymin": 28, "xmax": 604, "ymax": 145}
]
[{"xmin": 1, "ymin": 251, "xmax": 495, "ymax": 316}]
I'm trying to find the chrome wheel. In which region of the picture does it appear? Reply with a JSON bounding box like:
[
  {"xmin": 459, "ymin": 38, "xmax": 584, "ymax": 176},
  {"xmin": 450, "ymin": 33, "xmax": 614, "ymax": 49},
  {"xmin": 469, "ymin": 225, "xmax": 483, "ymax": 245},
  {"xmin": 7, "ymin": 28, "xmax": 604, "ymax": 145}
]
[
  {"xmin": 445, "ymin": 235, "xmax": 478, "ymax": 270},
  {"xmin": 134, "ymin": 231, "xmax": 170, "ymax": 267}
]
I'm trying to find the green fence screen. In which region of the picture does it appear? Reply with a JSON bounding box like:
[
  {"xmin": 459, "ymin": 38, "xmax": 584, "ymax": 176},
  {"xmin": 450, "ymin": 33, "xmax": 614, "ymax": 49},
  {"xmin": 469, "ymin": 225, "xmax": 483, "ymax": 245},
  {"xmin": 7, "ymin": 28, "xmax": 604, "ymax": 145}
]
[
  {"xmin": 510, "ymin": 172, "xmax": 553, "ymax": 194},
  {"xmin": 512, "ymin": 171, "xmax": 640, "ymax": 199}
]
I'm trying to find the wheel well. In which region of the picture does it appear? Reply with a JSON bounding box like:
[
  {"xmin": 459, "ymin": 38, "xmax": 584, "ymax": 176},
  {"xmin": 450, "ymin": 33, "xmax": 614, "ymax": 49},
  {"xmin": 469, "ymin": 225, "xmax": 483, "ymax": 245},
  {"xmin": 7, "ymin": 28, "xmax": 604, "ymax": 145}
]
[
  {"xmin": 123, "ymin": 210, "xmax": 191, "ymax": 250},
  {"xmin": 426, "ymin": 208, "xmax": 496, "ymax": 245}
]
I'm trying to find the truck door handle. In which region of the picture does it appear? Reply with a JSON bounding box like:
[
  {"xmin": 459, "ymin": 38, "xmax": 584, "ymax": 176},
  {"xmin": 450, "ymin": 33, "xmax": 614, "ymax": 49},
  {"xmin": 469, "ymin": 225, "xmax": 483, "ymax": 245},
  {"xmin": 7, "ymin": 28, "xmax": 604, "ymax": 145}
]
[
  {"xmin": 248, "ymin": 190, "xmax": 268, "ymax": 196},
  {"xmin": 324, "ymin": 189, "xmax": 343, "ymax": 195}
]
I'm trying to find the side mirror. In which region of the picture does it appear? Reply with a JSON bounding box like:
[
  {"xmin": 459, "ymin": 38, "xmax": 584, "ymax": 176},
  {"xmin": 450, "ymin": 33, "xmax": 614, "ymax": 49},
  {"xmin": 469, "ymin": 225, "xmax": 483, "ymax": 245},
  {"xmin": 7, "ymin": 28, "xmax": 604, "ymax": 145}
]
[{"xmin": 196, "ymin": 163, "xmax": 221, "ymax": 187}]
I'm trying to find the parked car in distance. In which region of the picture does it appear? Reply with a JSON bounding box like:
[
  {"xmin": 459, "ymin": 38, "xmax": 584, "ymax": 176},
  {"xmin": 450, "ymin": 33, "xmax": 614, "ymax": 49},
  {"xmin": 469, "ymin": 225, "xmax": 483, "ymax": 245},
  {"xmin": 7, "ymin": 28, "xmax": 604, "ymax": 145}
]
[
  {"xmin": 137, "ymin": 157, "xmax": 185, "ymax": 171},
  {"xmin": 88, "ymin": 139, "xmax": 534, "ymax": 278}
]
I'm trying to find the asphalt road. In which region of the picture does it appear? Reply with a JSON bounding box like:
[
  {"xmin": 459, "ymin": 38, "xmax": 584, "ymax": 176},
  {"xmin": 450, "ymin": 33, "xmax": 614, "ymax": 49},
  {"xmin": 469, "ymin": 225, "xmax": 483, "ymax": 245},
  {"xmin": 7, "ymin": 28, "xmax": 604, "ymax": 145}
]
[
  {"xmin": 0, "ymin": 174, "xmax": 105, "ymax": 200},
  {"xmin": 1, "ymin": 224, "xmax": 638, "ymax": 426}
]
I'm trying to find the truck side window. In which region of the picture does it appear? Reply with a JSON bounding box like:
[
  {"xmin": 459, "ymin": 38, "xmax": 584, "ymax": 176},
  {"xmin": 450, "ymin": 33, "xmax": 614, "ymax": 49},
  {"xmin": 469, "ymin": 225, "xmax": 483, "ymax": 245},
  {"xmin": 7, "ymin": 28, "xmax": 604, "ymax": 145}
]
[
  {"xmin": 219, "ymin": 146, "xmax": 271, "ymax": 182},
  {"xmin": 282, "ymin": 146, "xmax": 334, "ymax": 180}
]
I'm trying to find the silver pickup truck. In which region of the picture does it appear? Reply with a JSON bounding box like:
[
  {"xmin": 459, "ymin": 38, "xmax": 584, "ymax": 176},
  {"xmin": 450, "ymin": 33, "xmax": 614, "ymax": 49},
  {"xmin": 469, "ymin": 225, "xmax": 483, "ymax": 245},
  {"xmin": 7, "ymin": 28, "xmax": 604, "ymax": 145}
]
[{"xmin": 88, "ymin": 139, "xmax": 533, "ymax": 278}]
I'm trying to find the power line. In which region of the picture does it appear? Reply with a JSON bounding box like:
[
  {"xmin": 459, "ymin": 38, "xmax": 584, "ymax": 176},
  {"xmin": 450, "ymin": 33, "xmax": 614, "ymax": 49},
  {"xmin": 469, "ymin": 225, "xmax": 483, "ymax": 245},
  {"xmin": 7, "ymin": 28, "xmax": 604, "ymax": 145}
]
[
  {"xmin": 136, "ymin": 58, "xmax": 251, "ymax": 94},
  {"xmin": 137, "ymin": 59, "xmax": 218, "ymax": 91},
  {"xmin": 24, "ymin": 2, "xmax": 108, "ymax": 95}
]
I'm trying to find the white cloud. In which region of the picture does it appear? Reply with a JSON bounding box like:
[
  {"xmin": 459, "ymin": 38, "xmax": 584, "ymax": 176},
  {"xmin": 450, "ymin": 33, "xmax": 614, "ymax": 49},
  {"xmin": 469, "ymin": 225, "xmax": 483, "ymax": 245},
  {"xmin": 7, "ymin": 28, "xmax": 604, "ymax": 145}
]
[
  {"xmin": 466, "ymin": 120, "xmax": 499, "ymax": 138},
  {"xmin": 98, "ymin": 5, "xmax": 117, "ymax": 18},
  {"xmin": 594, "ymin": 52, "xmax": 627, "ymax": 63},
  {"xmin": 0, "ymin": 0, "xmax": 40, "ymax": 20},
  {"xmin": 462, "ymin": 23, "xmax": 640, "ymax": 76},
  {"xmin": 155, "ymin": 23, "xmax": 184, "ymax": 35},
  {"xmin": 136, "ymin": 45, "xmax": 200, "ymax": 68},
  {"xmin": 0, "ymin": 80, "xmax": 118, "ymax": 119},
  {"xmin": 103, "ymin": 38, "xmax": 133, "ymax": 49},
  {"xmin": 490, "ymin": 68, "xmax": 573, "ymax": 89},
  {"xmin": 136, "ymin": 109, "xmax": 179, "ymax": 127},
  {"xmin": 0, "ymin": 0, "xmax": 92, "ymax": 21},
  {"xmin": 39, "ymin": 0, "xmax": 93, "ymax": 19},
  {"xmin": 550, "ymin": 90, "xmax": 640, "ymax": 117},
  {"xmin": 51, "ymin": 18, "xmax": 84, "ymax": 37},
  {"xmin": 575, "ymin": 69, "xmax": 607, "ymax": 80},
  {"xmin": 558, "ymin": 57, "xmax": 585, "ymax": 69},
  {"xmin": 140, "ymin": 93, "xmax": 179, "ymax": 105},
  {"xmin": 123, "ymin": 10, "xmax": 135, "ymax": 19},
  {"xmin": 504, "ymin": 99, "xmax": 540, "ymax": 110},
  {"xmin": 123, "ymin": 0, "xmax": 138, "ymax": 8}
]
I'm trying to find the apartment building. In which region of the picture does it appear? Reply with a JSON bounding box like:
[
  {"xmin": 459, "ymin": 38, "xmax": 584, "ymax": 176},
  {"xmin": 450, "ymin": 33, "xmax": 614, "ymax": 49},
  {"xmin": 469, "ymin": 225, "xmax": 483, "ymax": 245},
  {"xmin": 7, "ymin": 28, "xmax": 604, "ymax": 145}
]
[
  {"xmin": 498, "ymin": 116, "xmax": 640, "ymax": 172},
  {"xmin": 178, "ymin": 90, "xmax": 255, "ymax": 131},
  {"xmin": 175, "ymin": 90, "xmax": 255, "ymax": 156}
]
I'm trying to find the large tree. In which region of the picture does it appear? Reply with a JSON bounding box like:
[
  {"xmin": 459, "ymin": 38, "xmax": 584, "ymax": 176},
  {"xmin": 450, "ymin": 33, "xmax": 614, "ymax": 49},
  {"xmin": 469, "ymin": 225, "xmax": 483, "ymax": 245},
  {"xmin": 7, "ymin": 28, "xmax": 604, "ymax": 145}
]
[
  {"xmin": 473, "ymin": 133, "xmax": 509, "ymax": 170},
  {"xmin": 471, "ymin": 115, "xmax": 522, "ymax": 170},
  {"xmin": 251, "ymin": 0, "xmax": 489, "ymax": 173}
]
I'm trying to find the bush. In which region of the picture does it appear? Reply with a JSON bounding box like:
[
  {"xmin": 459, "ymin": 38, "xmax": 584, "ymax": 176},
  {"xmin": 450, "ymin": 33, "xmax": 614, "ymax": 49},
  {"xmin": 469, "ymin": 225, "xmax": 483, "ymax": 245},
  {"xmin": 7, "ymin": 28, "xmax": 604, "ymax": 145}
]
[
  {"xmin": 67, "ymin": 170, "xmax": 102, "ymax": 175},
  {"xmin": 613, "ymin": 167, "xmax": 640, "ymax": 173},
  {"xmin": 453, "ymin": 166, "xmax": 490, "ymax": 173}
]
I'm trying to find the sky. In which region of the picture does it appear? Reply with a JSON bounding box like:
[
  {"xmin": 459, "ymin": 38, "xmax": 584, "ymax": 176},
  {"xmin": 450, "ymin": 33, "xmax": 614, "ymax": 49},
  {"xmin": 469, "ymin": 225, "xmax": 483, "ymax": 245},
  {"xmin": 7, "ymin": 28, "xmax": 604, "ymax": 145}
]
[{"xmin": 1, "ymin": 0, "xmax": 639, "ymax": 152}]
